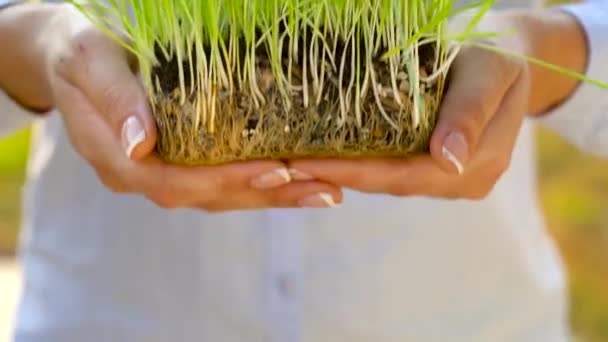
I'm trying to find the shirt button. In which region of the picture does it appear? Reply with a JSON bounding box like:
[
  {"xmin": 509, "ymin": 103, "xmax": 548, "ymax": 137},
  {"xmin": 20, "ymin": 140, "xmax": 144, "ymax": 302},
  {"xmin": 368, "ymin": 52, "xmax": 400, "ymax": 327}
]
[{"xmin": 276, "ymin": 275, "xmax": 294, "ymax": 299}]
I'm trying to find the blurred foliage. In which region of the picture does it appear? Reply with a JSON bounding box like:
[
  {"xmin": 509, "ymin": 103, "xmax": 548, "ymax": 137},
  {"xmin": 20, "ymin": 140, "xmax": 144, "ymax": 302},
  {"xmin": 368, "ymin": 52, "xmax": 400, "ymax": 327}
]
[
  {"xmin": 537, "ymin": 128, "xmax": 608, "ymax": 342},
  {"xmin": 0, "ymin": 128, "xmax": 29, "ymax": 255},
  {"xmin": 1, "ymin": 0, "xmax": 607, "ymax": 341}
]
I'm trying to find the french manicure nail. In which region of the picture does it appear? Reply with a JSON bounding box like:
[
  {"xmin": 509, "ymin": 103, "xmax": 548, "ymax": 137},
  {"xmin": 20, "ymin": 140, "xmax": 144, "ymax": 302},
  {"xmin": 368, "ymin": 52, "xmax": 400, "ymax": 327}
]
[
  {"xmin": 251, "ymin": 168, "xmax": 292, "ymax": 189},
  {"xmin": 442, "ymin": 132, "xmax": 468, "ymax": 175},
  {"xmin": 122, "ymin": 116, "xmax": 146, "ymax": 158},
  {"xmin": 288, "ymin": 168, "xmax": 315, "ymax": 181},
  {"xmin": 298, "ymin": 192, "xmax": 339, "ymax": 208}
]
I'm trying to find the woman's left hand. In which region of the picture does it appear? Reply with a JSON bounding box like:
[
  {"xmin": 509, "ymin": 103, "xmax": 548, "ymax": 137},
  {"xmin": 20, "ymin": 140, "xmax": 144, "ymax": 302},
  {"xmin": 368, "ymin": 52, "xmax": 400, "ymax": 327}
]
[{"xmin": 289, "ymin": 14, "xmax": 531, "ymax": 200}]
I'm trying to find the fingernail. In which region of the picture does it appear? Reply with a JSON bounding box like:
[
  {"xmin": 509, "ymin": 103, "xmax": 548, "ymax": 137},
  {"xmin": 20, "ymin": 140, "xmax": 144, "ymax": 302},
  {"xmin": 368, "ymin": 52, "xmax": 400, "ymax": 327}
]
[
  {"xmin": 251, "ymin": 168, "xmax": 292, "ymax": 189},
  {"xmin": 122, "ymin": 116, "xmax": 146, "ymax": 158},
  {"xmin": 288, "ymin": 169, "xmax": 315, "ymax": 181},
  {"xmin": 442, "ymin": 132, "xmax": 468, "ymax": 175},
  {"xmin": 298, "ymin": 193, "xmax": 339, "ymax": 208}
]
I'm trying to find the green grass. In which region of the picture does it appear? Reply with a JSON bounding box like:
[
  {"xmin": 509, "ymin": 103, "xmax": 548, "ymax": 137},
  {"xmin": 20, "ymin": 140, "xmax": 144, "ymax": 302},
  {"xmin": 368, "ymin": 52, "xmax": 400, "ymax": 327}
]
[
  {"xmin": 72, "ymin": 0, "xmax": 607, "ymax": 128},
  {"xmin": 73, "ymin": 0, "xmax": 500, "ymax": 134}
]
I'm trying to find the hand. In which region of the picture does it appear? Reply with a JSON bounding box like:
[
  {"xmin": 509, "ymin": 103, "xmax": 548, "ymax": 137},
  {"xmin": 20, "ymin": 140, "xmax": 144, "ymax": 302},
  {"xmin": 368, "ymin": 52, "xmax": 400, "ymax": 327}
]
[
  {"xmin": 289, "ymin": 12, "xmax": 531, "ymax": 200},
  {"xmin": 21, "ymin": 4, "xmax": 343, "ymax": 211}
]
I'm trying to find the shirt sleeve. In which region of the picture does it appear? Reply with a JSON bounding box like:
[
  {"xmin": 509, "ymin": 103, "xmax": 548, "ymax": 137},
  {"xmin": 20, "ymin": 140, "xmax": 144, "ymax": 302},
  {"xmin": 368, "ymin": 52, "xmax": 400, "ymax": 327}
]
[
  {"xmin": 536, "ymin": 1, "xmax": 608, "ymax": 157},
  {"xmin": 0, "ymin": 90, "xmax": 44, "ymax": 138}
]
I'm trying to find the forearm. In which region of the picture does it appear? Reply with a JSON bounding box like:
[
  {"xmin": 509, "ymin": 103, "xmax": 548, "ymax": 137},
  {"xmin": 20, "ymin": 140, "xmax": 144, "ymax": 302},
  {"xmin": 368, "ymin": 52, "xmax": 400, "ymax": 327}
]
[
  {"xmin": 504, "ymin": 9, "xmax": 588, "ymax": 117},
  {"xmin": 0, "ymin": 2, "xmax": 55, "ymax": 111}
]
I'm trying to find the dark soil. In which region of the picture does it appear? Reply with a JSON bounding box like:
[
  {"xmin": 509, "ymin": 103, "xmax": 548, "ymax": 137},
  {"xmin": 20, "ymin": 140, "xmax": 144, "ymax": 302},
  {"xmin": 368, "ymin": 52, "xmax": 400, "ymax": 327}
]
[{"xmin": 150, "ymin": 33, "xmax": 445, "ymax": 165}]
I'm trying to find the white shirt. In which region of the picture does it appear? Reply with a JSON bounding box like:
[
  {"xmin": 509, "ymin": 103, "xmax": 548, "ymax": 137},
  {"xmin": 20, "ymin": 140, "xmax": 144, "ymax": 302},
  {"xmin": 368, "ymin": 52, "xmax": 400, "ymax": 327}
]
[{"xmin": 2, "ymin": 1, "xmax": 608, "ymax": 341}]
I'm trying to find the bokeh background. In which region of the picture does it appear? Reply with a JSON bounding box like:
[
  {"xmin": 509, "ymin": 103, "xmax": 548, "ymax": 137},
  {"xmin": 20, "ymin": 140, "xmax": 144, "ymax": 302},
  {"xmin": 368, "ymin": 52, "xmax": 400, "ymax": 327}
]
[{"xmin": 1, "ymin": 0, "xmax": 607, "ymax": 341}]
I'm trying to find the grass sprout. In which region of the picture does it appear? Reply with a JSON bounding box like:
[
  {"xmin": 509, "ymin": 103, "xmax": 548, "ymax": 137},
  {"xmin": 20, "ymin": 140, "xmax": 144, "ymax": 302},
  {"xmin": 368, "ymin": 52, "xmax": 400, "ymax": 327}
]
[{"xmin": 66, "ymin": 0, "xmax": 608, "ymax": 165}]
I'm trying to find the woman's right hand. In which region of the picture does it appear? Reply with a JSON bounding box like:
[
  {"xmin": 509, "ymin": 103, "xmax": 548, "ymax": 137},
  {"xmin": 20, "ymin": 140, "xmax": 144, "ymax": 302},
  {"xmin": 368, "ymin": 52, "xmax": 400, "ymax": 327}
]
[{"xmin": 2, "ymin": 3, "xmax": 342, "ymax": 211}]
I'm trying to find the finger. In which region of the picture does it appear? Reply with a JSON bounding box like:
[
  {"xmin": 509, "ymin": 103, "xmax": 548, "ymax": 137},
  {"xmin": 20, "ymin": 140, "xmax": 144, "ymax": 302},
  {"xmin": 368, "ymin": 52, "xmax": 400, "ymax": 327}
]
[
  {"xmin": 422, "ymin": 69, "xmax": 529, "ymax": 200},
  {"xmin": 196, "ymin": 182, "xmax": 344, "ymax": 212},
  {"xmin": 51, "ymin": 20, "xmax": 156, "ymax": 160},
  {"xmin": 289, "ymin": 62, "xmax": 529, "ymax": 199},
  {"xmin": 50, "ymin": 74, "xmax": 133, "ymax": 186},
  {"xmin": 469, "ymin": 68, "xmax": 530, "ymax": 193},
  {"xmin": 134, "ymin": 158, "xmax": 294, "ymax": 208},
  {"xmin": 51, "ymin": 73, "xmax": 298, "ymax": 209},
  {"xmin": 51, "ymin": 53, "xmax": 314, "ymax": 211},
  {"xmin": 290, "ymin": 68, "xmax": 528, "ymax": 200},
  {"xmin": 289, "ymin": 157, "xmax": 448, "ymax": 196},
  {"xmin": 430, "ymin": 46, "xmax": 523, "ymax": 175}
]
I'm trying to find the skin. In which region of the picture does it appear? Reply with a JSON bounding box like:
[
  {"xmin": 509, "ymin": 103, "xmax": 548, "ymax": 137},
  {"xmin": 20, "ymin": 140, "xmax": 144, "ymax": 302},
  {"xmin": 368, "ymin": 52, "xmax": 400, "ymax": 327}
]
[
  {"xmin": 0, "ymin": 3, "xmax": 343, "ymax": 211},
  {"xmin": 289, "ymin": 9, "xmax": 588, "ymax": 200},
  {"xmin": 0, "ymin": 3, "xmax": 588, "ymax": 209}
]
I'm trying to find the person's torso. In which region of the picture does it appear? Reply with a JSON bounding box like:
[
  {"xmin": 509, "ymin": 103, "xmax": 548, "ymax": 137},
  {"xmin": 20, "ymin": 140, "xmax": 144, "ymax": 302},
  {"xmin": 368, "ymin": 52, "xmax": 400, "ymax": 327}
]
[{"xmin": 14, "ymin": 1, "xmax": 569, "ymax": 341}]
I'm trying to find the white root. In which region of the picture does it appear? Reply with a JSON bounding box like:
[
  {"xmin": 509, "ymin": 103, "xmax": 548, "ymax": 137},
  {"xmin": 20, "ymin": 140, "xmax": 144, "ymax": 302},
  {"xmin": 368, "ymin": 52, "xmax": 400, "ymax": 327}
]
[
  {"xmin": 315, "ymin": 27, "xmax": 329, "ymax": 105},
  {"xmin": 421, "ymin": 42, "xmax": 460, "ymax": 84},
  {"xmin": 371, "ymin": 67, "xmax": 399, "ymax": 131},
  {"xmin": 408, "ymin": 47, "xmax": 421, "ymax": 129},
  {"xmin": 337, "ymin": 36, "xmax": 349, "ymax": 127},
  {"xmin": 248, "ymin": 49, "xmax": 265, "ymax": 108},
  {"xmin": 302, "ymin": 36, "xmax": 310, "ymax": 108},
  {"xmin": 309, "ymin": 35, "xmax": 320, "ymax": 101},
  {"xmin": 208, "ymin": 84, "xmax": 217, "ymax": 134},
  {"xmin": 344, "ymin": 34, "xmax": 357, "ymax": 116},
  {"xmin": 387, "ymin": 16, "xmax": 404, "ymax": 109}
]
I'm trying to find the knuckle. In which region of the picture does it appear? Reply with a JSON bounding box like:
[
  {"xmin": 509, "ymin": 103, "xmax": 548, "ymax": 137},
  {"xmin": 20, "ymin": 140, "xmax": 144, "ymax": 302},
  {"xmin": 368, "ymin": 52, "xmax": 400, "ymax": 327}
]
[
  {"xmin": 69, "ymin": 27, "xmax": 109, "ymax": 57},
  {"xmin": 52, "ymin": 29, "xmax": 98, "ymax": 78},
  {"xmin": 50, "ymin": 37, "xmax": 111, "ymax": 91},
  {"xmin": 49, "ymin": 50, "xmax": 78, "ymax": 79}
]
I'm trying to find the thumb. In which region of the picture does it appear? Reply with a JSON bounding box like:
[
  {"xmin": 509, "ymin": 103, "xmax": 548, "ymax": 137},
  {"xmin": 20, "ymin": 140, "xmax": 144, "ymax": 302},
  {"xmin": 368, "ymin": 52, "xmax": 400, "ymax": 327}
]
[
  {"xmin": 430, "ymin": 46, "xmax": 520, "ymax": 174},
  {"xmin": 52, "ymin": 23, "xmax": 156, "ymax": 160}
]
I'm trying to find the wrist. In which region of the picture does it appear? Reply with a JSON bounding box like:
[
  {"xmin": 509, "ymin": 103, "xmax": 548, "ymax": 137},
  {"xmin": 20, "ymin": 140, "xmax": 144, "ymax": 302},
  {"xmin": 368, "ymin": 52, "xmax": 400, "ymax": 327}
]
[
  {"xmin": 502, "ymin": 10, "xmax": 588, "ymax": 116},
  {"xmin": 0, "ymin": 2, "xmax": 59, "ymax": 112}
]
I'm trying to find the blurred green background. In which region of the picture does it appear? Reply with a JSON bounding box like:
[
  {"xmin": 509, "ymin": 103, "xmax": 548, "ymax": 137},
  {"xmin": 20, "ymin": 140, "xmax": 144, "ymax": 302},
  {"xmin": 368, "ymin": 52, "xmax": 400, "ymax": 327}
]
[
  {"xmin": 1, "ymin": 0, "xmax": 608, "ymax": 341},
  {"xmin": 0, "ymin": 128, "xmax": 29, "ymax": 255}
]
